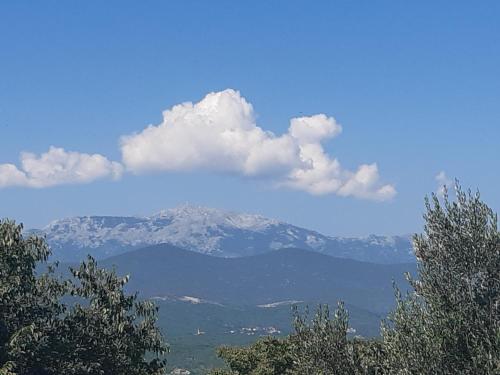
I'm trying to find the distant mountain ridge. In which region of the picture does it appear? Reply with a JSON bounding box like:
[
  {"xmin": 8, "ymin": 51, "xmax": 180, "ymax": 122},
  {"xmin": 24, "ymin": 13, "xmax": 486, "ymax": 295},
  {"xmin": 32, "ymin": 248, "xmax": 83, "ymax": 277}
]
[{"xmin": 31, "ymin": 205, "xmax": 414, "ymax": 263}]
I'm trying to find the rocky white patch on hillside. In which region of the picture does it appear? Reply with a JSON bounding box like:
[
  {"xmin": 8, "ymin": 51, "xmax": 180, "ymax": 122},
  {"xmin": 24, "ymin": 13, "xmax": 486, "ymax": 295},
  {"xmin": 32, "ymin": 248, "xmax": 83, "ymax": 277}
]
[{"xmin": 30, "ymin": 205, "xmax": 414, "ymax": 264}]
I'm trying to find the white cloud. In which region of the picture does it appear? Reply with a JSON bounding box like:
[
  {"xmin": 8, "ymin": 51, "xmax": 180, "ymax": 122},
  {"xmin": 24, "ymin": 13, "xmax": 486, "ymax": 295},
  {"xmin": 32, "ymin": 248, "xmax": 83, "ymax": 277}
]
[
  {"xmin": 435, "ymin": 171, "xmax": 453, "ymax": 197},
  {"xmin": 121, "ymin": 89, "xmax": 301, "ymax": 176},
  {"xmin": 121, "ymin": 89, "xmax": 396, "ymax": 200},
  {"xmin": 0, "ymin": 164, "xmax": 28, "ymax": 187},
  {"xmin": 289, "ymin": 114, "xmax": 342, "ymax": 144},
  {"xmin": 1, "ymin": 89, "xmax": 395, "ymax": 199},
  {"xmin": 0, "ymin": 147, "xmax": 123, "ymax": 188}
]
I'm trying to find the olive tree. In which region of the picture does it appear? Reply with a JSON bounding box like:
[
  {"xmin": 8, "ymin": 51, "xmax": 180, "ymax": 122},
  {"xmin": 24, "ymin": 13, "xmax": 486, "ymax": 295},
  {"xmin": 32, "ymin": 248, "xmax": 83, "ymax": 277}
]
[
  {"xmin": 210, "ymin": 337, "xmax": 294, "ymax": 375},
  {"xmin": 211, "ymin": 185, "xmax": 499, "ymax": 375},
  {"xmin": 382, "ymin": 186, "xmax": 500, "ymax": 374},
  {"xmin": 211, "ymin": 303, "xmax": 385, "ymax": 375},
  {"xmin": 291, "ymin": 303, "xmax": 385, "ymax": 375}
]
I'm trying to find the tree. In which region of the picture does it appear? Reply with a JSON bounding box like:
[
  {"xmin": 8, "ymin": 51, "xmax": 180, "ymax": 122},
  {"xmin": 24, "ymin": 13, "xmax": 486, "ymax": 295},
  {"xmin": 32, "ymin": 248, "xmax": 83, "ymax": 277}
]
[
  {"xmin": 0, "ymin": 220, "xmax": 66, "ymax": 374},
  {"xmin": 211, "ymin": 303, "xmax": 385, "ymax": 375},
  {"xmin": 211, "ymin": 184, "xmax": 499, "ymax": 375},
  {"xmin": 0, "ymin": 220, "xmax": 168, "ymax": 374},
  {"xmin": 209, "ymin": 337, "xmax": 294, "ymax": 375},
  {"xmin": 290, "ymin": 303, "xmax": 385, "ymax": 375},
  {"xmin": 382, "ymin": 186, "xmax": 500, "ymax": 374}
]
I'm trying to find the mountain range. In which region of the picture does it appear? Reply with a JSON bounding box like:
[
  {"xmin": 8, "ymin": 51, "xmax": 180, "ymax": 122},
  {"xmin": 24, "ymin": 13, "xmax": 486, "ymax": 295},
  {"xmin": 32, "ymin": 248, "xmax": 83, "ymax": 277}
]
[
  {"xmin": 31, "ymin": 205, "xmax": 415, "ymax": 264},
  {"xmin": 37, "ymin": 206, "xmax": 417, "ymax": 373}
]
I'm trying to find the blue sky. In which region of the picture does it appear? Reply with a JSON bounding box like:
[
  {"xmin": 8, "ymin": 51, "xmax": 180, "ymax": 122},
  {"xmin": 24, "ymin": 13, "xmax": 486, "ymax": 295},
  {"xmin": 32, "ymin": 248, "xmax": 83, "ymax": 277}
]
[{"xmin": 0, "ymin": 1, "xmax": 499, "ymax": 236}]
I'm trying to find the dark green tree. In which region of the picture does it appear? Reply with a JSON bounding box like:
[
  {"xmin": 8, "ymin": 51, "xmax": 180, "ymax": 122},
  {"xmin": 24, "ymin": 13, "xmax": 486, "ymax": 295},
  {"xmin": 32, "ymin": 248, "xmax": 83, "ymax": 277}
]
[
  {"xmin": 0, "ymin": 220, "xmax": 168, "ymax": 374},
  {"xmin": 0, "ymin": 220, "xmax": 66, "ymax": 374},
  {"xmin": 209, "ymin": 337, "xmax": 294, "ymax": 375}
]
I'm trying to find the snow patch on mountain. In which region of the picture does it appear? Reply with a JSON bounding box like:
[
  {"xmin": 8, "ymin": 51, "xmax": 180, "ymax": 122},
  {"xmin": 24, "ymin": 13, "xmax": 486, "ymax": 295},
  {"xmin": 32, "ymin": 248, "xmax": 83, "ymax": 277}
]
[{"xmin": 31, "ymin": 204, "xmax": 415, "ymax": 264}]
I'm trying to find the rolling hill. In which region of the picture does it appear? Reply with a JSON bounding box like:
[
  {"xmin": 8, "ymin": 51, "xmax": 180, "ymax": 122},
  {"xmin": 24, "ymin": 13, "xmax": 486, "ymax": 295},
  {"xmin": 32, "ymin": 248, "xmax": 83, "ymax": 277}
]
[
  {"xmin": 91, "ymin": 244, "xmax": 416, "ymax": 373},
  {"xmin": 100, "ymin": 244, "xmax": 415, "ymax": 314}
]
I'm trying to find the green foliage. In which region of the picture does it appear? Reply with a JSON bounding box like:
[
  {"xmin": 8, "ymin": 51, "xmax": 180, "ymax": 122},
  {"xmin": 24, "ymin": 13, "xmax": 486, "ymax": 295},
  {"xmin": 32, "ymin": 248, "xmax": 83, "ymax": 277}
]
[
  {"xmin": 382, "ymin": 186, "xmax": 500, "ymax": 374},
  {"xmin": 290, "ymin": 303, "xmax": 385, "ymax": 375},
  {"xmin": 209, "ymin": 337, "xmax": 294, "ymax": 375},
  {"xmin": 0, "ymin": 220, "xmax": 168, "ymax": 374},
  {"xmin": 291, "ymin": 303, "xmax": 357, "ymax": 374},
  {"xmin": 212, "ymin": 185, "xmax": 500, "ymax": 375},
  {"xmin": 211, "ymin": 303, "xmax": 385, "ymax": 375}
]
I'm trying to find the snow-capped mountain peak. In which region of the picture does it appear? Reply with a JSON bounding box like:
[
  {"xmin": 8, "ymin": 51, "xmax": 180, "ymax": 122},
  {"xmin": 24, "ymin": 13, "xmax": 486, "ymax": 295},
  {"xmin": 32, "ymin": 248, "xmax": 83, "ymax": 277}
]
[
  {"xmin": 32, "ymin": 205, "xmax": 414, "ymax": 264},
  {"xmin": 149, "ymin": 204, "xmax": 281, "ymax": 231}
]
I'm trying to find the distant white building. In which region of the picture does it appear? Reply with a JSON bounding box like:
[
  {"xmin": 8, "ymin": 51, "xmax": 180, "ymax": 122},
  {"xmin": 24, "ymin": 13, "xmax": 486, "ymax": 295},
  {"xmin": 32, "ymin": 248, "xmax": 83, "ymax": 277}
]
[{"xmin": 170, "ymin": 369, "xmax": 191, "ymax": 375}]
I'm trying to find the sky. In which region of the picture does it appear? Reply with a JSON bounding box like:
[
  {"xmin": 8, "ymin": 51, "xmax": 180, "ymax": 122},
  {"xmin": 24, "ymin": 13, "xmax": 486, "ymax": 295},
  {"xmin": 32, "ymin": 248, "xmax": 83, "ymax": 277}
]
[{"xmin": 0, "ymin": 1, "xmax": 499, "ymax": 236}]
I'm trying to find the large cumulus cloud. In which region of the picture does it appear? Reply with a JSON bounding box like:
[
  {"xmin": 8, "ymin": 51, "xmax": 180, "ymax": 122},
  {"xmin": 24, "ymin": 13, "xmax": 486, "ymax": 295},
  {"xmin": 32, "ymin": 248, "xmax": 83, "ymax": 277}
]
[{"xmin": 121, "ymin": 89, "xmax": 395, "ymax": 200}]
